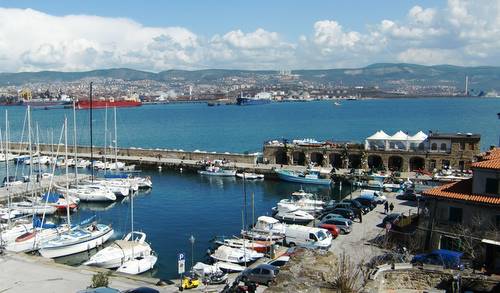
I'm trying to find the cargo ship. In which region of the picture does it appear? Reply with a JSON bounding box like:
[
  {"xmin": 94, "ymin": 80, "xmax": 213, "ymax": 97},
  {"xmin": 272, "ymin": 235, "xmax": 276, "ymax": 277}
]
[
  {"xmin": 75, "ymin": 97, "xmax": 142, "ymax": 109},
  {"xmin": 236, "ymin": 92, "xmax": 272, "ymax": 106}
]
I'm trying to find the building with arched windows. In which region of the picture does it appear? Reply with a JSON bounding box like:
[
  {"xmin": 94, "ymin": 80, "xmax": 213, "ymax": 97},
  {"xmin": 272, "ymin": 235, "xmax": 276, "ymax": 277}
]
[{"xmin": 263, "ymin": 131, "xmax": 481, "ymax": 171}]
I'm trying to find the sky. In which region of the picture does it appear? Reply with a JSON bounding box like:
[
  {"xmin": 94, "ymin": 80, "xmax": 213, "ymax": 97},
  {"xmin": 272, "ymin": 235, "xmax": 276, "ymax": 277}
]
[{"xmin": 0, "ymin": 0, "xmax": 497, "ymax": 72}]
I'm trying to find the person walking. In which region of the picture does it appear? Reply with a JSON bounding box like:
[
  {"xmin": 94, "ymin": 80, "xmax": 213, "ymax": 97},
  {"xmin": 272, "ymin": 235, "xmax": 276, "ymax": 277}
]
[
  {"xmin": 358, "ymin": 209, "xmax": 363, "ymax": 223},
  {"xmin": 384, "ymin": 201, "xmax": 389, "ymax": 214},
  {"xmin": 389, "ymin": 202, "xmax": 394, "ymax": 213}
]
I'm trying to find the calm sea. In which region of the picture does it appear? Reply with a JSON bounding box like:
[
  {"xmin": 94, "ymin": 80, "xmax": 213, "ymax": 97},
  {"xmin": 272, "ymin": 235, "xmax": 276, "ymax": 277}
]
[{"xmin": 0, "ymin": 97, "xmax": 499, "ymax": 280}]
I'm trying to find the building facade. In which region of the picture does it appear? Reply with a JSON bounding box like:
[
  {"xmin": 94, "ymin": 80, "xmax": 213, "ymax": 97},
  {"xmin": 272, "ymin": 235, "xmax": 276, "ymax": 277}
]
[
  {"xmin": 420, "ymin": 148, "xmax": 500, "ymax": 273},
  {"xmin": 263, "ymin": 131, "xmax": 481, "ymax": 171}
]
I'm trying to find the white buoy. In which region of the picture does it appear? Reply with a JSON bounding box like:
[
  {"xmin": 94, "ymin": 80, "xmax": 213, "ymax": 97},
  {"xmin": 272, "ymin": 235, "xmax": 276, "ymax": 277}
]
[
  {"xmin": 158, "ymin": 165, "xmax": 162, "ymax": 172},
  {"xmin": 180, "ymin": 167, "xmax": 183, "ymax": 173}
]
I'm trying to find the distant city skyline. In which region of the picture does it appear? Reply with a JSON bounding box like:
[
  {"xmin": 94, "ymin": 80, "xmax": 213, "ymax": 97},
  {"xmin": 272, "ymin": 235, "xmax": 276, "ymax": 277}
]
[{"xmin": 0, "ymin": 0, "xmax": 497, "ymax": 72}]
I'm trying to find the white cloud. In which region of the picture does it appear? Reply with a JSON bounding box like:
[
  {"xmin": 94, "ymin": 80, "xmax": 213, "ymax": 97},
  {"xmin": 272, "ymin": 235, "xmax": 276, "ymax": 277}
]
[{"xmin": 1, "ymin": 1, "xmax": 500, "ymax": 71}]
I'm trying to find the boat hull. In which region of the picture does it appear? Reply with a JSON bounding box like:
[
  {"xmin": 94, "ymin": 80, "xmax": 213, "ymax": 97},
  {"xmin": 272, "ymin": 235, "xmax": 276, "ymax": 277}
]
[
  {"xmin": 276, "ymin": 170, "xmax": 332, "ymax": 185},
  {"xmin": 198, "ymin": 170, "xmax": 236, "ymax": 176},
  {"xmin": 39, "ymin": 227, "xmax": 113, "ymax": 258},
  {"xmin": 76, "ymin": 100, "xmax": 142, "ymax": 109},
  {"xmin": 236, "ymin": 97, "xmax": 271, "ymax": 106},
  {"xmin": 116, "ymin": 255, "xmax": 157, "ymax": 275}
]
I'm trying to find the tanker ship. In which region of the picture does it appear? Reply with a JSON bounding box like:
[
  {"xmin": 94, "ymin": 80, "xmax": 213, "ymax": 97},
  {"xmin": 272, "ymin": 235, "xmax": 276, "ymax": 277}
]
[{"xmin": 75, "ymin": 97, "xmax": 142, "ymax": 109}]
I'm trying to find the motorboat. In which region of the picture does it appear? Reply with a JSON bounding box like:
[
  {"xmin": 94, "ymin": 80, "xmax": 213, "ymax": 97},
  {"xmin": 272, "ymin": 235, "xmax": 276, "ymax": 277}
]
[
  {"xmin": 273, "ymin": 203, "xmax": 315, "ymax": 224},
  {"xmin": 213, "ymin": 261, "xmax": 246, "ymax": 273},
  {"xmin": 198, "ymin": 166, "xmax": 236, "ymax": 177},
  {"xmin": 2, "ymin": 176, "xmax": 24, "ymax": 187},
  {"xmin": 82, "ymin": 180, "xmax": 130, "ymax": 197},
  {"xmin": 76, "ymin": 159, "xmax": 91, "ymax": 168},
  {"xmin": 39, "ymin": 221, "xmax": 113, "ymax": 258},
  {"xmin": 275, "ymin": 169, "xmax": 332, "ymax": 185},
  {"xmin": 63, "ymin": 185, "xmax": 117, "ymax": 202},
  {"xmin": 10, "ymin": 202, "xmax": 58, "ymax": 216},
  {"xmin": 214, "ymin": 237, "xmax": 271, "ymax": 253},
  {"xmin": 116, "ymin": 253, "xmax": 158, "ymax": 275},
  {"xmin": 192, "ymin": 262, "xmax": 229, "ymax": 284},
  {"xmin": 0, "ymin": 153, "xmax": 16, "ymax": 162},
  {"xmin": 236, "ymin": 172, "xmax": 264, "ymax": 180},
  {"xmin": 0, "ymin": 208, "xmax": 22, "ymax": 220},
  {"xmin": 84, "ymin": 231, "xmax": 153, "ymax": 269},
  {"xmin": 210, "ymin": 245, "xmax": 253, "ymax": 264},
  {"xmin": 241, "ymin": 216, "xmax": 286, "ymax": 241},
  {"xmin": 105, "ymin": 161, "xmax": 126, "ymax": 171}
]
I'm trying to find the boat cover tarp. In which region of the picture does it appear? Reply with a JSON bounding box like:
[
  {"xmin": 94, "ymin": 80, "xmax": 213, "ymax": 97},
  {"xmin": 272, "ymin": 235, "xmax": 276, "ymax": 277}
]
[
  {"xmin": 33, "ymin": 217, "xmax": 57, "ymax": 229},
  {"xmin": 41, "ymin": 192, "xmax": 63, "ymax": 203},
  {"xmin": 193, "ymin": 262, "xmax": 222, "ymax": 276}
]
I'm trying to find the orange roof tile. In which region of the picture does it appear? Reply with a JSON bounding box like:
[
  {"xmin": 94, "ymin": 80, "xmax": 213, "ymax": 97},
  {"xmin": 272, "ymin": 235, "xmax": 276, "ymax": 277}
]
[
  {"xmin": 481, "ymin": 148, "xmax": 500, "ymax": 160},
  {"xmin": 422, "ymin": 178, "xmax": 500, "ymax": 205},
  {"xmin": 471, "ymin": 158, "xmax": 500, "ymax": 170}
]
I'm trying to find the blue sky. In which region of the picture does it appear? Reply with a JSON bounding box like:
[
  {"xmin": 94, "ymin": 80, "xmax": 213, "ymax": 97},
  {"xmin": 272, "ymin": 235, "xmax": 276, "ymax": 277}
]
[
  {"xmin": 0, "ymin": 0, "xmax": 444, "ymax": 38},
  {"xmin": 0, "ymin": 0, "xmax": 497, "ymax": 71}
]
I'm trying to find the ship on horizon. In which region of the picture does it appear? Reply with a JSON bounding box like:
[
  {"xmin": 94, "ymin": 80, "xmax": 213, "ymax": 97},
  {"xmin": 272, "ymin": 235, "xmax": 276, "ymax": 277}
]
[
  {"xmin": 75, "ymin": 97, "xmax": 142, "ymax": 109},
  {"xmin": 236, "ymin": 92, "xmax": 272, "ymax": 106}
]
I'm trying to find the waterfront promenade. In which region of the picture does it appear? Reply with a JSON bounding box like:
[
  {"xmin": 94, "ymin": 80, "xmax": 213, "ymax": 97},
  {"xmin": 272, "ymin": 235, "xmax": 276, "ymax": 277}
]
[{"xmin": 0, "ymin": 173, "xmax": 89, "ymax": 202}]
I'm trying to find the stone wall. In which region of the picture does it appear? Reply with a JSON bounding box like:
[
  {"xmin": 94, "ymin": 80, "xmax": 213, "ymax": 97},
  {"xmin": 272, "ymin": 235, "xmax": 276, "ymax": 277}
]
[
  {"xmin": 8, "ymin": 142, "xmax": 259, "ymax": 164},
  {"xmin": 263, "ymin": 143, "xmax": 480, "ymax": 171}
]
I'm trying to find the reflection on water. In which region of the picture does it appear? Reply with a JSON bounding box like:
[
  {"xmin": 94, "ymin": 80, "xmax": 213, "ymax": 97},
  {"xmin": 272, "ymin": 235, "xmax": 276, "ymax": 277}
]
[{"xmin": 78, "ymin": 201, "xmax": 117, "ymax": 212}]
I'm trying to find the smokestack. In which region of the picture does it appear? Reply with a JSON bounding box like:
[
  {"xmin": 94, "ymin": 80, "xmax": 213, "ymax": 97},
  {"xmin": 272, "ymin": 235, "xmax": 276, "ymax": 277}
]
[{"xmin": 465, "ymin": 75, "xmax": 469, "ymax": 96}]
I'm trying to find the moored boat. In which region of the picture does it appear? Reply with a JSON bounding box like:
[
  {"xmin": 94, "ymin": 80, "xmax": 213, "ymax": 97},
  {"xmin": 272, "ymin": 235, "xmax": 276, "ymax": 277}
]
[
  {"xmin": 236, "ymin": 172, "xmax": 264, "ymax": 180},
  {"xmin": 275, "ymin": 169, "xmax": 332, "ymax": 185},
  {"xmin": 198, "ymin": 166, "xmax": 236, "ymax": 176}
]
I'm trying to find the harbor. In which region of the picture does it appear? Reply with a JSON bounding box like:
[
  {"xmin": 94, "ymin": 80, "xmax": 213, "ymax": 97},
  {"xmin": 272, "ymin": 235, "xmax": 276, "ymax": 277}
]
[{"xmin": 1, "ymin": 98, "xmax": 500, "ymax": 292}]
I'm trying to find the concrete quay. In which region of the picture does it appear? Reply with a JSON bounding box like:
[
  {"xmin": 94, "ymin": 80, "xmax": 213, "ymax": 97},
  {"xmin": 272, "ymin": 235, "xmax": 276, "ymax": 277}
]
[{"xmin": 0, "ymin": 174, "xmax": 90, "ymax": 203}]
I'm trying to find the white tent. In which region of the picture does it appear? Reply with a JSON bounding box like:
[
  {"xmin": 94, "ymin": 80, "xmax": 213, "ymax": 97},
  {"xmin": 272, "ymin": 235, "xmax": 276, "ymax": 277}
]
[
  {"xmin": 388, "ymin": 130, "xmax": 410, "ymax": 140},
  {"xmin": 367, "ymin": 130, "xmax": 390, "ymax": 140},
  {"xmin": 408, "ymin": 131, "xmax": 428, "ymax": 141}
]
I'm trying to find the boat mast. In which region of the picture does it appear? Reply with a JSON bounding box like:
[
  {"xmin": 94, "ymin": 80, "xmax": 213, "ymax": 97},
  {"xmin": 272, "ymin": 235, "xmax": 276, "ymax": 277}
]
[
  {"xmin": 73, "ymin": 101, "xmax": 78, "ymax": 187},
  {"xmin": 89, "ymin": 82, "xmax": 94, "ymax": 182},
  {"xmin": 36, "ymin": 123, "xmax": 42, "ymax": 192},
  {"xmin": 64, "ymin": 116, "xmax": 71, "ymax": 227},
  {"xmin": 27, "ymin": 107, "xmax": 33, "ymax": 197},
  {"xmin": 104, "ymin": 105, "xmax": 108, "ymax": 175},
  {"xmin": 114, "ymin": 107, "xmax": 118, "ymax": 168},
  {"xmin": 4, "ymin": 110, "xmax": 10, "ymax": 226}
]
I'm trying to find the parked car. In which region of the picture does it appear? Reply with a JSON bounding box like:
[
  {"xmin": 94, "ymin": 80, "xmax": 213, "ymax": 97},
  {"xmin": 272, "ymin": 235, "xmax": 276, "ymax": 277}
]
[
  {"xmin": 241, "ymin": 263, "xmax": 280, "ymax": 285},
  {"xmin": 353, "ymin": 197, "xmax": 376, "ymax": 210},
  {"xmin": 317, "ymin": 223, "xmax": 340, "ymax": 238},
  {"xmin": 341, "ymin": 199, "xmax": 371, "ymax": 214},
  {"xmin": 382, "ymin": 213, "xmax": 402, "ymax": 226},
  {"xmin": 411, "ymin": 249, "xmax": 465, "ymax": 270},
  {"xmin": 328, "ymin": 202, "xmax": 362, "ymax": 215},
  {"xmin": 284, "ymin": 225, "xmax": 332, "ymax": 249},
  {"xmin": 268, "ymin": 255, "xmax": 290, "ymax": 267},
  {"xmin": 320, "ymin": 213, "xmax": 352, "ymax": 224},
  {"xmin": 320, "ymin": 218, "xmax": 352, "ymax": 234},
  {"xmin": 329, "ymin": 208, "xmax": 355, "ymax": 220},
  {"xmin": 397, "ymin": 189, "xmax": 418, "ymax": 200}
]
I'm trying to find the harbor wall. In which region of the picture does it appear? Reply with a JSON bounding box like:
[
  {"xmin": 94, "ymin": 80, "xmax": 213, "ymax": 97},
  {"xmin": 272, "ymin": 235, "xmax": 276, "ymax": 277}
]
[{"xmin": 7, "ymin": 142, "xmax": 260, "ymax": 165}]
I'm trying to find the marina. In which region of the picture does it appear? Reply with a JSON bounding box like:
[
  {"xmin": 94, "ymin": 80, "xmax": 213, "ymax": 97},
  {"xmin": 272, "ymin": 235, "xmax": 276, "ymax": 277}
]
[{"xmin": 1, "ymin": 98, "xmax": 500, "ymax": 291}]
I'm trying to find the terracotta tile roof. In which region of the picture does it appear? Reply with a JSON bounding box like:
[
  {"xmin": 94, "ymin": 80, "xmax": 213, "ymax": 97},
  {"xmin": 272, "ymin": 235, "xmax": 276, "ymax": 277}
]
[
  {"xmin": 481, "ymin": 148, "xmax": 500, "ymax": 160},
  {"xmin": 422, "ymin": 178, "xmax": 500, "ymax": 205},
  {"xmin": 471, "ymin": 158, "xmax": 500, "ymax": 170}
]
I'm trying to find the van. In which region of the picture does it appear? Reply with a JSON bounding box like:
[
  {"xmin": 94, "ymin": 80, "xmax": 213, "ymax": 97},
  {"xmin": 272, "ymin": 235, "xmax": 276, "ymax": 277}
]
[{"xmin": 284, "ymin": 225, "xmax": 332, "ymax": 249}]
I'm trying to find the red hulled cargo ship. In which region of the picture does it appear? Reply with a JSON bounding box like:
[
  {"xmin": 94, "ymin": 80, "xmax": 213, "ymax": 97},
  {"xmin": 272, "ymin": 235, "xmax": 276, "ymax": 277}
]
[{"xmin": 75, "ymin": 98, "xmax": 142, "ymax": 109}]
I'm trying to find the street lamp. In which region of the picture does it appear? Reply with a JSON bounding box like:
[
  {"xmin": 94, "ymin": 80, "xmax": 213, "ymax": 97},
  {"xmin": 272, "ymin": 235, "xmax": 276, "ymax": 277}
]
[
  {"xmin": 189, "ymin": 234, "xmax": 195, "ymax": 269},
  {"xmin": 497, "ymin": 113, "xmax": 500, "ymax": 146}
]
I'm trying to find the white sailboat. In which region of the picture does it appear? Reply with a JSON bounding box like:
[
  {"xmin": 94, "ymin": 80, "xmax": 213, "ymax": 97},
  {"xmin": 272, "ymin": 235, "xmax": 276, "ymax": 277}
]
[
  {"xmin": 210, "ymin": 245, "xmax": 253, "ymax": 264},
  {"xmin": 39, "ymin": 109, "xmax": 114, "ymax": 258}
]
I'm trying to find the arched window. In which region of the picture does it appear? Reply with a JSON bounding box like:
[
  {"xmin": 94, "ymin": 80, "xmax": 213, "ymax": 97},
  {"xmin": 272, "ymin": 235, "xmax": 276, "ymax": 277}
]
[
  {"xmin": 431, "ymin": 143, "xmax": 437, "ymax": 150},
  {"xmin": 440, "ymin": 143, "xmax": 447, "ymax": 151}
]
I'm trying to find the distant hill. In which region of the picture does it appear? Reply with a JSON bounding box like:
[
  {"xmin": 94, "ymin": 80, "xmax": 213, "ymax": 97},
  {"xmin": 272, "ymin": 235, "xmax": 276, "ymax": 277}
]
[{"xmin": 1, "ymin": 63, "xmax": 499, "ymax": 91}]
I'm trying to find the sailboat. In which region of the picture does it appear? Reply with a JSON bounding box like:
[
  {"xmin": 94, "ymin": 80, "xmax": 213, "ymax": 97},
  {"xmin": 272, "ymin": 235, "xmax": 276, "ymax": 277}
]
[
  {"xmin": 84, "ymin": 107, "xmax": 156, "ymax": 275},
  {"xmin": 39, "ymin": 85, "xmax": 114, "ymax": 259}
]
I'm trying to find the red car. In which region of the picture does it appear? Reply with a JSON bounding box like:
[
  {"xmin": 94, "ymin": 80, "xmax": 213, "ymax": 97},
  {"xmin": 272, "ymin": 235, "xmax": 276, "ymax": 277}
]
[{"xmin": 318, "ymin": 223, "xmax": 340, "ymax": 238}]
